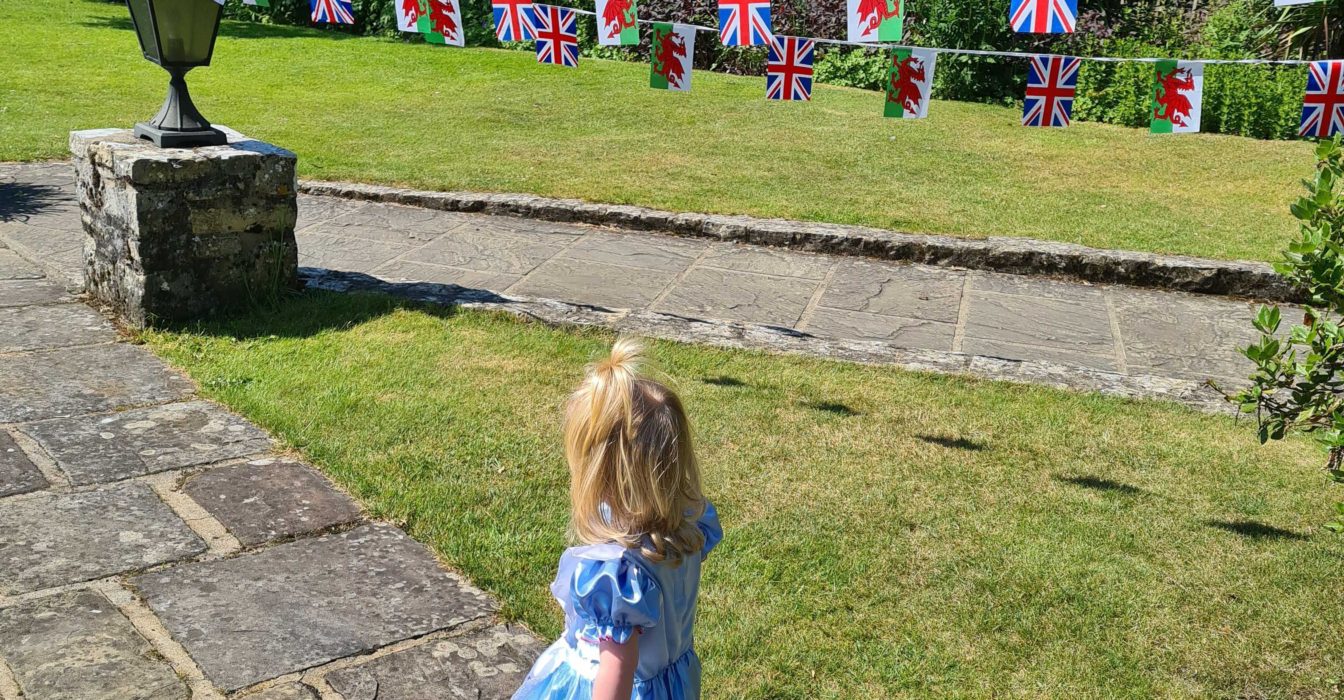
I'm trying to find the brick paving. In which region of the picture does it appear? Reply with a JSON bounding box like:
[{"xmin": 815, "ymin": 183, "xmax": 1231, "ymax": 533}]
[{"xmin": 0, "ymin": 163, "xmax": 539, "ymax": 699}]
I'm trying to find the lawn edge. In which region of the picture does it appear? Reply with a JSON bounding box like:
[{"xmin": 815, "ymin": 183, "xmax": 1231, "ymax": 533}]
[
  {"xmin": 299, "ymin": 266, "xmax": 1234, "ymax": 414},
  {"xmin": 298, "ymin": 179, "xmax": 1300, "ymax": 304}
]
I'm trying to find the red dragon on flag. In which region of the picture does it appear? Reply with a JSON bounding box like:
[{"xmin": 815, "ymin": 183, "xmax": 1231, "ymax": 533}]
[
  {"xmin": 652, "ymin": 29, "xmax": 688, "ymax": 90},
  {"xmin": 400, "ymin": 0, "xmax": 422, "ymax": 25},
  {"xmin": 855, "ymin": 0, "xmax": 897, "ymax": 35},
  {"xmin": 888, "ymin": 54, "xmax": 927, "ymax": 115},
  {"xmin": 601, "ymin": 0, "xmax": 636, "ymax": 40},
  {"xmin": 1152, "ymin": 67, "xmax": 1196, "ymax": 129}
]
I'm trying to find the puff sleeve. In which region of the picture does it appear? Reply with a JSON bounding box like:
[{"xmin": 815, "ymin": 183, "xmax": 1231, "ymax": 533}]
[
  {"xmin": 571, "ymin": 553, "xmax": 662, "ymax": 645},
  {"xmin": 698, "ymin": 500, "xmax": 723, "ymax": 560}
]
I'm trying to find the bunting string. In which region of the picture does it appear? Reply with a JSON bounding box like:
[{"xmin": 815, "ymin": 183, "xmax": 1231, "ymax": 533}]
[{"xmin": 562, "ymin": 5, "xmax": 1319, "ymax": 66}]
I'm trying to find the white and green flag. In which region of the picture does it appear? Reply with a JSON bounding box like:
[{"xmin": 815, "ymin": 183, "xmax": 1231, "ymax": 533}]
[
  {"xmin": 596, "ymin": 0, "xmax": 638, "ymax": 46},
  {"xmin": 1150, "ymin": 60, "xmax": 1203, "ymax": 134},
  {"xmin": 884, "ymin": 48, "xmax": 935, "ymax": 118},
  {"xmin": 650, "ymin": 23, "xmax": 694, "ymax": 92}
]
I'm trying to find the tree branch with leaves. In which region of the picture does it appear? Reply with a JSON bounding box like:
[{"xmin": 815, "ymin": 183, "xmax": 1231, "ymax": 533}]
[{"xmin": 1230, "ymin": 135, "xmax": 1344, "ymax": 532}]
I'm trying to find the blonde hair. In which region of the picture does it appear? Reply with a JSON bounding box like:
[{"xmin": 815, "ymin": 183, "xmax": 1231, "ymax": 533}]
[{"xmin": 565, "ymin": 338, "xmax": 706, "ymax": 565}]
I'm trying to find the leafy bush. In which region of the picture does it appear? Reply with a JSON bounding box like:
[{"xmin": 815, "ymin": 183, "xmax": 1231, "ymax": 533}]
[{"xmin": 1232, "ymin": 136, "xmax": 1344, "ymax": 531}]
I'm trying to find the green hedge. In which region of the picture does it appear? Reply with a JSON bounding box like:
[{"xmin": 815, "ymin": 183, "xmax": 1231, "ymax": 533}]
[{"xmin": 223, "ymin": 0, "xmax": 1313, "ymax": 140}]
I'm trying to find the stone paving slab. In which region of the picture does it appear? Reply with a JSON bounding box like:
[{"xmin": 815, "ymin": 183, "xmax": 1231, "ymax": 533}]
[
  {"xmin": 324, "ymin": 624, "xmax": 544, "ymax": 700},
  {"xmin": 805, "ymin": 308, "xmax": 956, "ymax": 349},
  {"xmin": 297, "ymin": 231, "xmax": 415, "ymax": 272},
  {"xmin": 20, "ymin": 400, "xmax": 271, "ymax": 486},
  {"xmin": 183, "ymin": 457, "xmax": 363, "ymax": 546},
  {"xmin": 1112, "ymin": 288, "xmax": 1259, "ymax": 384},
  {"xmin": 0, "ymin": 248, "xmax": 42, "ymax": 279},
  {"xmin": 0, "ymin": 430, "xmax": 45, "ymax": 497},
  {"xmin": 816, "ymin": 260, "xmax": 964, "ymax": 323},
  {"xmin": 132, "ymin": 523, "xmax": 496, "ymax": 692},
  {"xmin": 701, "ymin": 244, "xmax": 833, "ymax": 280},
  {"xmin": 655, "ymin": 267, "xmax": 819, "ymax": 327},
  {"xmin": 374, "ymin": 259, "xmax": 521, "ymax": 292},
  {"xmin": 0, "ymin": 277, "xmax": 75, "ymax": 307},
  {"xmin": 315, "ymin": 202, "xmax": 469, "ymax": 240},
  {"xmin": 0, "ymin": 343, "xmax": 194, "ymax": 423},
  {"xmin": 963, "ymin": 290, "xmax": 1115, "ymax": 354},
  {"xmin": 0, "ymin": 589, "xmax": 187, "ymax": 700},
  {"xmin": 510, "ymin": 254, "xmax": 675, "ymax": 310},
  {"xmin": 404, "ymin": 223, "xmax": 577, "ymax": 275},
  {"xmin": 561, "ymin": 232, "xmax": 706, "ymax": 272},
  {"xmin": 0, "ymin": 480, "xmax": 206, "ymax": 595},
  {"xmin": 0, "ymin": 302, "xmax": 114, "ymax": 353}
]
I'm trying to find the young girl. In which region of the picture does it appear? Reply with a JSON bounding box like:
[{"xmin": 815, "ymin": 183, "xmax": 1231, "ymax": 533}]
[{"xmin": 513, "ymin": 339, "xmax": 722, "ymax": 700}]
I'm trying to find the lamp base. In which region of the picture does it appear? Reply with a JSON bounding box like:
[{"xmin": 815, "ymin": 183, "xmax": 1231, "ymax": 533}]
[{"xmin": 134, "ymin": 122, "xmax": 228, "ymax": 148}]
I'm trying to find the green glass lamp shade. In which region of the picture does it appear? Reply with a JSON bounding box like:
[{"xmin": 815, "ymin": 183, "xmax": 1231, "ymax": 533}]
[{"xmin": 126, "ymin": 0, "xmax": 222, "ymax": 67}]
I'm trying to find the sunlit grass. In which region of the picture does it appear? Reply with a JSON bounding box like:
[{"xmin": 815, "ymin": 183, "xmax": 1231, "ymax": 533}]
[
  {"xmin": 142, "ymin": 291, "xmax": 1344, "ymax": 698},
  {"xmin": 0, "ymin": 0, "xmax": 1316, "ymax": 260}
]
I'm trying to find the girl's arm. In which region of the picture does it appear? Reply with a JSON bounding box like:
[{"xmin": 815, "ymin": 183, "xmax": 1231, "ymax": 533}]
[{"xmin": 592, "ymin": 631, "xmax": 640, "ymax": 700}]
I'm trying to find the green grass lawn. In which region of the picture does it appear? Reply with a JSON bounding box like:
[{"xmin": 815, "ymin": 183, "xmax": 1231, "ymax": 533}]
[
  {"xmin": 0, "ymin": 0, "xmax": 1318, "ymax": 261},
  {"xmin": 141, "ymin": 291, "xmax": 1344, "ymax": 699}
]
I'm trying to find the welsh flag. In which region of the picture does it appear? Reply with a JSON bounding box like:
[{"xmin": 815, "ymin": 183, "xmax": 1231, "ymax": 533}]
[
  {"xmin": 243, "ymin": 0, "xmax": 270, "ymax": 6},
  {"xmin": 395, "ymin": 0, "xmax": 421, "ymax": 32},
  {"xmin": 847, "ymin": 0, "xmax": 902, "ymax": 43},
  {"xmin": 1150, "ymin": 60, "xmax": 1203, "ymax": 134},
  {"xmin": 650, "ymin": 22, "xmax": 694, "ymax": 92},
  {"xmin": 596, "ymin": 0, "xmax": 638, "ymax": 46},
  {"xmin": 418, "ymin": 0, "xmax": 464, "ymax": 45},
  {"xmin": 884, "ymin": 48, "xmax": 935, "ymax": 118}
]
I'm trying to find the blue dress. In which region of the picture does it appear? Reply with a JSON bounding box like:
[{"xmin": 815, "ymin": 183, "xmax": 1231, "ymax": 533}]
[{"xmin": 513, "ymin": 502, "xmax": 723, "ymax": 700}]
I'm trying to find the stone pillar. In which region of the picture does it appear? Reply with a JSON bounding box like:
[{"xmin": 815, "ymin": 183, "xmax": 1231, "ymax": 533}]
[{"xmin": 70, "ymin": 128, "xmax": 299, "ymax": 328}]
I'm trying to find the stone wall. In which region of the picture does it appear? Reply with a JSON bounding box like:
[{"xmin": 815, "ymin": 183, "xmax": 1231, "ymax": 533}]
[{"xmin": 71, "ymin": 128, "xmax": 298, "ymax": 327}]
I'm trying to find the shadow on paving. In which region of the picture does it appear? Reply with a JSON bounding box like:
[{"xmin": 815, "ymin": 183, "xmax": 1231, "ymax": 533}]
[
  {"xmin": 157, "ymin": 283, "xmax": 462, "ymax": 341},
  {"xmin": 0, "ymin": 182, "xmax": 69, "ymax": 223}
]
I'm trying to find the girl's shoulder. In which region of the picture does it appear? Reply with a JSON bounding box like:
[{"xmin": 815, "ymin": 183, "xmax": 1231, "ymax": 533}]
[{"xmin": 696, "ymin": 500, "xmax": 723, "ymax": 561}]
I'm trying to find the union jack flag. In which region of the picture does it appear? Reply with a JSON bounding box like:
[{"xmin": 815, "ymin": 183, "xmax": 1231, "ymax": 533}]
[
  {"xmin": 529, "ymin": 5, "xmax": 579, "ymax": 68},
  {"xmin": 1009, "ymin": 0, "xmax": 1076, "ymax": 34},
  {"xmin": 310, "ymin": 0, "xmax": 354, "ymax": 24},
  {"xmin": 766, "ymin": 36, "xmax": 814, "ymax": 101},
  {"xmin": 493, "ymin": 0, "xmax": 534, "ymax": 41},
  {"xmin": 1022, "ymin": 55, "xmax": 1079, "ymax": 127},
  {"xmin": 1300, "ymin": 60, "xmax": 1344, "ymax": 138},
  {"xmin": 718, "ymin": 0, "xmax": 771, "ymax": 47}
]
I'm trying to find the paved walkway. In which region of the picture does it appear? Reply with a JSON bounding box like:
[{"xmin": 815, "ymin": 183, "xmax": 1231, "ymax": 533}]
[
  {"xmin": 1, "ymin": 162, "xmax": 1264, "ymax": 409},
  {"xmin": 0, "ymin": 169, "xmax": 542, "ymax": 699}
]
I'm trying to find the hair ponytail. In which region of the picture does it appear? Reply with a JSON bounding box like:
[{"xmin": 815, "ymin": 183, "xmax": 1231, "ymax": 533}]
[{"xmin": 565, "ymin": 338, "xmax": 706, "ymax": 565}]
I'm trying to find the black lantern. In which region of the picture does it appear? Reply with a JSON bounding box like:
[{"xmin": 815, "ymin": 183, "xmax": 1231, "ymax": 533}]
[{"xmin": 126, "ymin": 0, "xmax": 227, "ymax": 147}]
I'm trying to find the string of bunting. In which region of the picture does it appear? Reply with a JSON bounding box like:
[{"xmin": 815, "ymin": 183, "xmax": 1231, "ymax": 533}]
[{"xmin": 296, "ymin": 0, "xmax": 1344, "ymax": 137}]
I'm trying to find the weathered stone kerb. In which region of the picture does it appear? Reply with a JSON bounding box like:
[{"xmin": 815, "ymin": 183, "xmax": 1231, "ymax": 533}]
[
  {"xmin": 299, "ymin": 180, "xmax": 1298, "ymax": 303},
  {"xmin": 71, "ymin": 128, "xmax": 300, "ymax": 327}
]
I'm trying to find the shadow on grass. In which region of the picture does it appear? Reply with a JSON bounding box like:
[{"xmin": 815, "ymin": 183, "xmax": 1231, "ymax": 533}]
[
  {"xmin": 1055, "ymin": 475, "xmax": 1145, "ymax": 496},
  {"xmin": 0, "ymin": 182, "xmax": 70, "ymax": 223},
  {"xmin": 1205, "ymin": 519, "xmax": 1307, "ymax": 541},
  {"xmin": 805, "ymin": 401, "xmax": 859, "ymax": 417},
  {"xmin": 918, "ymin": 435, "xmax": 987, "ymax": 452},
  {"xmin": 81, "ymin": 15, "xmax": 363, "ymax": 41},
  {"xmin": 702, "ymin": 376, "xmax": 746, "ymax": 388}
]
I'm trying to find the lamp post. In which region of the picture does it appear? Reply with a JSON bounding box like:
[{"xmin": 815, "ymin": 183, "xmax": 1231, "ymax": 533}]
[{"xmin": 125, "ymin": 0, "xmax": 227, "ymax": 147}]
